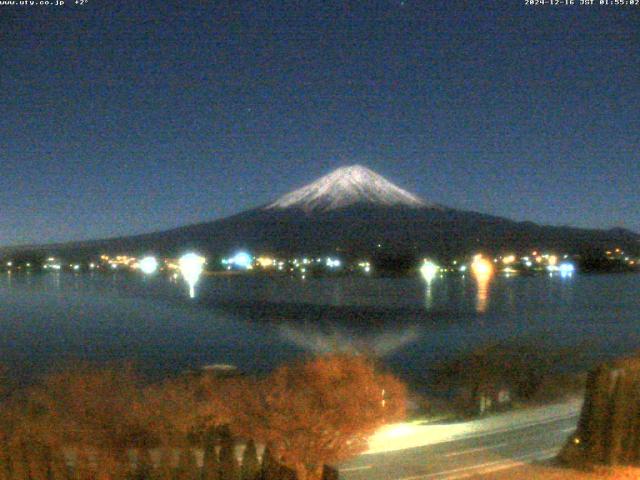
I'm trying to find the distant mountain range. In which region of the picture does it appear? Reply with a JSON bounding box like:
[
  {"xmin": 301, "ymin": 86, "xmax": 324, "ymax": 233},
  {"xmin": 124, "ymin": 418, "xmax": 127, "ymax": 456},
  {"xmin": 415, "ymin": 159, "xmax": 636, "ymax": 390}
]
[{"xmin": 3, "ymin": 165, "xmax": 639, "ymax": 260}]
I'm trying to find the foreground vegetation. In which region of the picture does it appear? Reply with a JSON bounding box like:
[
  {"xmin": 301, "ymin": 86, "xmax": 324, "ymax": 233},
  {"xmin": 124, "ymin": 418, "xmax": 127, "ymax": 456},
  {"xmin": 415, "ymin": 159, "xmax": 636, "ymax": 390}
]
[
  {"xmin": 423, "ymin": 342, "xmax": 587, "ymax": 419},
  {"xmin": 0, "ymin": 355, "xmax": 406, "ymax": 480}
]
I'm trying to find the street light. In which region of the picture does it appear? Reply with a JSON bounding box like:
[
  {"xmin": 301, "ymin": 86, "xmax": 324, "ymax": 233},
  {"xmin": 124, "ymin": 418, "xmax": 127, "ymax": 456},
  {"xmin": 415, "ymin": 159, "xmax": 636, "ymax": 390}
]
[{"xmin": 179, "ymin": 253, "xmax": 206, "ymax": 298}]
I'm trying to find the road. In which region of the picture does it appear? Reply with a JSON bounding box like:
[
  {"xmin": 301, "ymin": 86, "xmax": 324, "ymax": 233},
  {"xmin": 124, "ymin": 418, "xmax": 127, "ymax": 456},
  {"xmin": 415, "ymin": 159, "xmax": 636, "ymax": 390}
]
[{"xmin": 339, "ymin": 405, "xmax": 580, "ymax": 480}]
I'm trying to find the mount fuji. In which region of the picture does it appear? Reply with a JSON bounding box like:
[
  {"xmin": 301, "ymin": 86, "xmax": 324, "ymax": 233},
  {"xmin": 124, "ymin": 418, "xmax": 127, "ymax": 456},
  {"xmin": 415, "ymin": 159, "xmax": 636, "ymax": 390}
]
[{"xmin": 5, "ymin": 165, "xmax": 639, "ymax": 260}]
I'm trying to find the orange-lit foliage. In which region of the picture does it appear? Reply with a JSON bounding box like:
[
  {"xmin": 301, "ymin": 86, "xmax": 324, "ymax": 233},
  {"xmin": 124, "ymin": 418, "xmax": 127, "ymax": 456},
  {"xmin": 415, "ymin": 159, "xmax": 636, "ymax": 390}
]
[
  {"xmin": 229, "ymin": 354, "xmax": 406, "ymax": 480},
  {"xmin": 0, "ymin": 356, "xmax": 406, "ymax": 480},
  {"xmin": 140, "ymin": 371, "xmax": 233, "ymax": 443},
  {"xmin": 3, "ymin": 363, "xmax": 149, "ymax": 478}
]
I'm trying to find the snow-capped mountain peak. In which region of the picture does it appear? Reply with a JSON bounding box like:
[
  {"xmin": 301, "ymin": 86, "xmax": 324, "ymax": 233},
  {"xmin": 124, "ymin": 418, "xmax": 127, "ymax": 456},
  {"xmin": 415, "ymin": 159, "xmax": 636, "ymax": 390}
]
[{"xmin": 265, "ymin": 165, "xmax": 429, "ymax": 212}]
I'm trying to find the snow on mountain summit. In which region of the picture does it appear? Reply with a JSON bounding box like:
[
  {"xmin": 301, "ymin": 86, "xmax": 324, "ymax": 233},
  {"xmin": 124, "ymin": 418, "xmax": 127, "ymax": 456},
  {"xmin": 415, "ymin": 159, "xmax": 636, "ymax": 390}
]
[{"xmin": 265, "ymin": 165, "xmax": 429, "ymax": 212}]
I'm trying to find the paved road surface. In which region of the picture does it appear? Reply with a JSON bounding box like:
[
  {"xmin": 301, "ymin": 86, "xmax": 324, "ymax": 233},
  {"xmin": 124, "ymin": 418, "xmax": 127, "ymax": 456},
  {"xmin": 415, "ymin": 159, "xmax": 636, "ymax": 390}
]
[{"xmin": 339, "ymin": 410, "xmax": 579, "ymax": 480}]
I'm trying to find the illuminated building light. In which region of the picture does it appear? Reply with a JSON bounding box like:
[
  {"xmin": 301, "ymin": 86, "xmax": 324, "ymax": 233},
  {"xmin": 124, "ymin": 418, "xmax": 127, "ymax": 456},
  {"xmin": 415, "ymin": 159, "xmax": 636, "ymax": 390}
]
[
  {"xmin": 502, "ymin": 255, "xmax": 516, "ymax": 265},
  {"xmin": 524, "ymin": 260, "xmax": 533, "ymax": 267},
  {"xmin": 139, "ymin": 256, "xmax": 159, "ymax": 275},
  {"xmin": 229, "ymin": 251, "xmax": 252, "ymax": 269},
  {"xmin": 257, "ymin": 256, "xmax": 275, "ymax": 268},
  {"xmin": 459, "ymin": 265, "xmax": 467, "ymax": 272},
  {"xmin": 471, "ymin": 255, "xmax": 494, "ymax": 279},
  {"xmin": 420, "ymin": 260, "xmax": 439, "ymax": 283},
  {"xmin": 326, "ymin": 258, "xmax": 341, "ymax": 268},
  {"xmin": 164, "ymin": 261, "xmax": 179, "ymax": 270}
]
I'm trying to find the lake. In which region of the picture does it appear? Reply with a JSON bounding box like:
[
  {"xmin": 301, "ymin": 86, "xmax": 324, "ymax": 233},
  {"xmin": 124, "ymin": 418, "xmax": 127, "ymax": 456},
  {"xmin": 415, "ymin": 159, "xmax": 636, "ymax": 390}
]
[{"xmin": 1, "ymin": 271, "xmax": 639, "ymax": 388}]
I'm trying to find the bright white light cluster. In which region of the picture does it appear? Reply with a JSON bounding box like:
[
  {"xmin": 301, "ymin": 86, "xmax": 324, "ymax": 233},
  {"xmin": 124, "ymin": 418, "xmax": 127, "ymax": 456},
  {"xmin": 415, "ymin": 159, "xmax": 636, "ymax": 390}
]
[
  {"xmin": 139, "ymin": 256, "xmax": 158, "ymax": 275},
  {"xmin": 326, "ymin": 257, "xmax": 341, "ymax": 268},
  {"xmin": 179, "ymin": 253, "xmax": 206, "ymax": 298},
  {"xmin": 223, "ymin": 251, "xmax": 253, "ymax": 270},
  {"xmin": 559, "ymin": 262, "xmax": 575, "ymax": 277},
  {"xmin": 420, "ymin": 260, "xmax": 439, "ymax": 283}
]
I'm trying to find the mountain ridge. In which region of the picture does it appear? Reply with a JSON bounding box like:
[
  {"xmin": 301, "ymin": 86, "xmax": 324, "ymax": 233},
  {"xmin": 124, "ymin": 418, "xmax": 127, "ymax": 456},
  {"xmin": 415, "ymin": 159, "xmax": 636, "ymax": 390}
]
[{"xmin": 1, "ymin": 166, "xmax": 638, "ymax": 259}]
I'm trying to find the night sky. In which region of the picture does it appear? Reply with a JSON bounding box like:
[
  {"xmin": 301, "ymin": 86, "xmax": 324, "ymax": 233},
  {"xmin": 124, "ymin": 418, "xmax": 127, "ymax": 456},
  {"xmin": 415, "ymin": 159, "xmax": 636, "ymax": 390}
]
[{"xmin": 1, "ymin": 1, "xmax": 638, "ymax": 246}]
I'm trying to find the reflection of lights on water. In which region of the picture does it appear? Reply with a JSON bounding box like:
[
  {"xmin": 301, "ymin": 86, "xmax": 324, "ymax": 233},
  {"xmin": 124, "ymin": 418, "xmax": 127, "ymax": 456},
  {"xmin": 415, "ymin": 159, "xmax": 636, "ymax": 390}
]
[
  {"xmin": 178, "ymin": 253, "xmax": 206, "ymax": 298},
  {"xmin": 502, "ymin": 267, "xmax": 517, "ymax": 276},
  {"xmin": 420, "ymin": 260, "xmax": 439, "ymax": 309},
  {"xmin": 559, "ymin": 262, "xmax": 575, "ymax": 278},
  {"xmin": 139, "ymin": 256, "xmax": 159, "ymax": 275},
  {"xmin": 471, "ymin": 254, "xmax": 494, "ymax": 313},
  {"xmin": 277, "ymin": 324, "xmax": 422, "ymax": 357},
  {"xmin": 547, "ymin": 261, "xmax": 575, "ymax": 278}
]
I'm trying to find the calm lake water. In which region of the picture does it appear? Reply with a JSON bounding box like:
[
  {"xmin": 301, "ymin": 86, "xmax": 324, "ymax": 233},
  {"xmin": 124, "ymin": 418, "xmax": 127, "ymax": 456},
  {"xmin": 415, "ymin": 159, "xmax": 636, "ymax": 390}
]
[{"xmin": 1, "ymin": 271, "xmax": 639, "ymax": 388}]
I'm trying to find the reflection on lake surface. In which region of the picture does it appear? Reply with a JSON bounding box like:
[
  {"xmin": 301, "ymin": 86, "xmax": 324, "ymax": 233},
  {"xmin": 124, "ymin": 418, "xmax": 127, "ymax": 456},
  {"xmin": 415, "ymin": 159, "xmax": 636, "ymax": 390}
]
[
  {"xmin": 0, "ymin": 272, "xmax": 639, "ymax": 388},
  {"xmin": 471, "ymin": 255, "xmax": 494, "ymax": 314}
]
